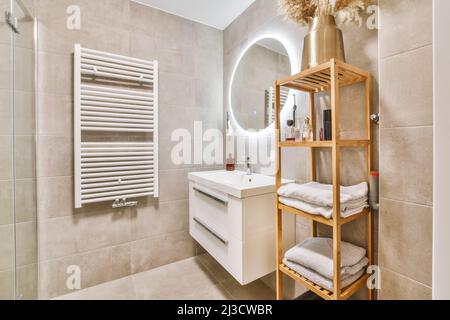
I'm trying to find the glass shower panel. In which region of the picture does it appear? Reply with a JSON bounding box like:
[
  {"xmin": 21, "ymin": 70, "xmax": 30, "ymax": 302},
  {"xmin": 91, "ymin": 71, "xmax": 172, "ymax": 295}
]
[
  {"xmin": 0, "ymin": 0, "xmax": 16, "ymax": 300},
  {"xmin": 0, "ymin": 0, "xmax": 37, "ymax": 300},
  {"xmin": 12, "ymin": 0, "xmax": 37, "ymax": 300}
]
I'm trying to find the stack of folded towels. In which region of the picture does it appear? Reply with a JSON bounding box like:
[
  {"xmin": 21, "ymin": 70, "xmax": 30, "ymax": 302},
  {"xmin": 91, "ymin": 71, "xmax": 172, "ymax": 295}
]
[
  {"xmin": 278, "ymin": 182, "xmax": 369, "ymax": 219},
  {"xmin": 283, "ymin": 238, "xmax": 369, "ymax": 292}
]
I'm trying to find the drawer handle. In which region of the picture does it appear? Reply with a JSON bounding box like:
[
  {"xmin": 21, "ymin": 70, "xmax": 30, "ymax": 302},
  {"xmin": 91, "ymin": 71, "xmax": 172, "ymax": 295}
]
[
  {"xmin": 193, "ymin": 217, "xmax": 228, "ymax": 245},
  {"xmin": 193, "ymin": 187, "xmax": 228, "ymax": 205}
]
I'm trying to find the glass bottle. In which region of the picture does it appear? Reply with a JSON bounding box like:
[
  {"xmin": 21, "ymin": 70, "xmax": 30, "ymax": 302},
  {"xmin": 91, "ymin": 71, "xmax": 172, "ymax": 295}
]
[
  {"xmin": 295, "ymin": 119, "xmax": 302, "ymax": 142},
  {"xmin": 226, "ymin": 153, "xmax": 235, "ymax": 171},
  {"xmin": 285, "ymin": 120, "xmax": 295, "ymax": 141},
  {"xmin": 301, "ymin": 117, "xmax": 314, "ymax": 142}
]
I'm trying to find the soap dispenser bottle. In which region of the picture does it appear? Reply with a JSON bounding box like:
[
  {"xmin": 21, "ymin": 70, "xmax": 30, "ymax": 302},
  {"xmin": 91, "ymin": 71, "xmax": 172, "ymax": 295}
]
[{"xmin": 226, "ymin": 153, "xmax": 236, "ymax": 171}]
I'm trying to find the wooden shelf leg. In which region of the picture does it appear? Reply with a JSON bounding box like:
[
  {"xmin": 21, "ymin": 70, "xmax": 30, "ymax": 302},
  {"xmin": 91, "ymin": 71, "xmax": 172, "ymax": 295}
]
[
  {"xmin": 333, "ymin": 223, "xmax": 342, "ymax": 300},
  {"xmin": 276, "ymin": 209, "xmax": 283, "ymax": 300},
  {"xmin": 309, "ymin": 90, "xmax": 318, "ymax": 240},
  {"xmin": 275, "ymin": 81, "xmax": 283, "ymax": 300},
  {"xmin": 331, "ymin": 59, "xmax": 342, "ymax": 299},
  {"xmin": 309, "ymin": 92, "xmax": 317, "ymax": 182}
]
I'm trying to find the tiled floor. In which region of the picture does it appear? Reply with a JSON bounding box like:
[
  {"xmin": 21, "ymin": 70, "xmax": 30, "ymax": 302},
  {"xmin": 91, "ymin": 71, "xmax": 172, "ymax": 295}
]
[{"xmin": 56, "ymin": 254, "xmax": 276, "ymax": 300}]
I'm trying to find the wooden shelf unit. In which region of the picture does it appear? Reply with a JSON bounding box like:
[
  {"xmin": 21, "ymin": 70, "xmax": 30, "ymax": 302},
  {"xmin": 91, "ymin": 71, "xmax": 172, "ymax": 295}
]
[{"xmin": 275, "ymin": 59, "xmax": 373, "ymax": 301}]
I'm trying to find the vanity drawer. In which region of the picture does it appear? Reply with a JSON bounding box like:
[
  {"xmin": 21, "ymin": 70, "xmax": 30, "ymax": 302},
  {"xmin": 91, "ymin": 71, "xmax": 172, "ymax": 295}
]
[
  {"xmin": 190, "ymin": 215, "xmax": 243, "ymax": 281},
  {"xmin": 189, "ymin": 183, "xmax": 230, "ymax": 236}
]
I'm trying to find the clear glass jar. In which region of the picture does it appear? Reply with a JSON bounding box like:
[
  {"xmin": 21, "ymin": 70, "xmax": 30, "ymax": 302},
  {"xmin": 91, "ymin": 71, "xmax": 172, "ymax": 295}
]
[{"xmin": 285, "ymin": 120, "xmax": 295, "ymax": 141}]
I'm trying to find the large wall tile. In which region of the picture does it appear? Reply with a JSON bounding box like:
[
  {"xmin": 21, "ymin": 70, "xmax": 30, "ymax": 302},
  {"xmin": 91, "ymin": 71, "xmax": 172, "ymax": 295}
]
[
  {"xmin": 38, "ymin": 217, "xmax": 77, "ymax": 261},
  {"xmin": 16, "ymin": 221, "xmax": 38, "ymax": 267},
  {"xmin": 144, "ymin": 6, "xmax": 195, "ymax": 49},
  {"xmin": 36, "ymin": 0, "xmax": 130, "ymax": 32},
  {"xmin": 380, "ymin": 127, "xmax": 433, "ymax": 206},
  {"xmin": 159, "ymin": 72, "xmax": 196, "ymax": 107},
  {"xmin": 12, "ymin": 18, "xmax": 35, "ymax": 50},
  {"xmin": 224, "ymin": 15, "xmax": 248, "ymax": 55},
  {"xmin": 37, "ymin": 52, "xmax": 72, "ymax": 96},
  {"xmin": 17, "ymin": 263, "xmax": 38, "ymax": 300},
  {"xmin": 37, "ymin": 94, "xmax": 72, "ymax": 137},
  {"xmin": 380, "ymin": 45, "xmax": 433, "ymax": 128},
  {"xmin": 0, "ymin": 269, "xmax": 14, "ymax": 300},
  {"xmin": 71, "ymin": 211, "xmax": 132, "ymax": 254},
  {"xmin": 0, "ymin": 180, "xmax": 13, "ymax": 225},
  {"xmin": 14, "ymin": 91, "xmax": 35, "ymax": 136},
  {"xmin": 131, "ymin": 32, "xmax": 196, "ymax": 76},
  {"xmin": 14, "ymin": 135, "xmax": 36, "ymax": 180},
  {"xmin": 158, "ymin": 169, "xmax": 190, "ymax": 203},
  {"xmin": 0, "ymin": 225, "xmax": 14, "ymax": 272},
  {"xmin": 379, "ymin": 0, "xmax": 432, "ymax": 58},
  {"xmin": 379, "ymin": 267, "xmax": 431, "ymax": 300},
  {"xmin": 130, "ymin": 231, "xmax": 196, "ymax": 274},
  {"xmin": 131, "ymin": 200, "xmax": 189, "ymax": 241},
  {"xmin": 193, "ymin": 23, "xmax": 223, "ymax": 51},
  {"xmin": 341, "ymin": 19, "xmax": 378, "ymax": 71},
  {"xmin": 37, "ymin": 176, "xmax": 73, "ymax": 220},
  {"xmin": 379, "ymin": 198, "xmax": 432, "ymax": 286},
  {"xmin": 0, "ymin": 44, "xmax": 12, "ymax": 90},
  {"xmin": 37, "ymin": 136, "xmax": 72, "ymax": 178},
  {"xmin": 0, "ymin": 89, "xmax": 12, "ymax": 135},
  {"xmin": 14, "ymin": 47, "xmax": 35, "ymax": 92},
  {"xmin": 39, "ymin": 210, "xmax": 132, "ymax": 261},
  {"xmin": 38, "ymin": 243, "xmax": 130, "ymax": 299},
  {"xmin": 0, "ymin": 136, "xmax": 13, "ymax": 180},
  {"xmin": 15, "ymin": 179, "xmax": 37, "ymax": 223}
]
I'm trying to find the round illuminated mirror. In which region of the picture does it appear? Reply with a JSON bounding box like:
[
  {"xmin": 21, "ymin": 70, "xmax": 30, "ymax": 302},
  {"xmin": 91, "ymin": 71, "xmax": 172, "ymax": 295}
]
[{"xmin": 230, "ymin": 37, "xmax": 292, "ymax": 132}]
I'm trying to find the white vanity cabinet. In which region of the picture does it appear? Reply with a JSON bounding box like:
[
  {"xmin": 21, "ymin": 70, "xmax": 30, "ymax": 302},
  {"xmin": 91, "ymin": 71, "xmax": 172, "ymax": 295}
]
[{"xmin": 188, "ymin": 171, "xmax": 291, "ymax": 285}]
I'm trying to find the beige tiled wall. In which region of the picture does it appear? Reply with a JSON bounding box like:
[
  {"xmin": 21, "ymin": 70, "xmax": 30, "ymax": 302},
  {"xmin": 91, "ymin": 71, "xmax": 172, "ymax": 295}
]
[
  {"xmin": 223, "ymin": 0, "xmax": 379, "ymax": 299},
  {"xmin": 378, "ymin": 0, "xmax": 433, "ymax": 300},
  {"xmin": 34, "ymin": 0, "xmax": 223, "ymax": 299}
]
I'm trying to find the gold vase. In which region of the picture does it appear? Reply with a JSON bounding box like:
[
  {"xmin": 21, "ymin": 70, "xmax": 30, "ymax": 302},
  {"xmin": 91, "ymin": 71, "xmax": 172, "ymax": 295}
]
[{"xmin": 301, "ymin": 14, "xmax": 346, "ymax": 71}]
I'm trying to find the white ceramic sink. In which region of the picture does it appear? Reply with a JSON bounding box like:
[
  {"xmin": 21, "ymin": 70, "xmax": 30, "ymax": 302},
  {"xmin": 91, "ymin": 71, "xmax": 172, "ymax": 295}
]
[{"xmin": 188, "ymin": 170, "xmax": 291, "ymax": 199}]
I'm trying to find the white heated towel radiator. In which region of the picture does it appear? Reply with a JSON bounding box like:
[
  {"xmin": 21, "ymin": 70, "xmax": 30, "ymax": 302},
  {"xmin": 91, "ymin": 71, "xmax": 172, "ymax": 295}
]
[{"xmin": 74, "ymin": 45, "xmax": 159, "ymax": 208}]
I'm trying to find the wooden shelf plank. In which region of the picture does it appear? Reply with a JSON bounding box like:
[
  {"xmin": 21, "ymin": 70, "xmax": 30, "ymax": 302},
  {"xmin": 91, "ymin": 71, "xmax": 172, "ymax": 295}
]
[
  {"xmin": 279, "ymin": 203, "xmax": 334, "ymax": 226},
  {"xmin": 280, "ymin": 264, "xmax": 370, "ymax": 301},
  {"xmin": 339, "ymin": 208, "xmax": 371, "ymax": 226},
  {"xmin": 278, "ymin": 62, "xmax": 332, "ymax": 87},
  {"xmin": 277, "ymin": 60, "xmax": 369, "ymax": 94},
  {"xmin": 336, "ymin": 60, "xmax": 370, "ymax": 78},
  {"xmin": 340, "ymin": 274, "xmax": 370, "ymax": 300},
  {"xmin": 279, "ymin": 203, "xmax": 371, "ymax": 227},
  {"xmin": 279, "ymin": 140, "xmax": 370, "ymax": 149},
  {"xmin": 279, "ymin": 141, "xmax": 332, "ymax": 148},
  {"xmin": 279, "ymin": 264, "xmax": 334, "ymax": 300}
]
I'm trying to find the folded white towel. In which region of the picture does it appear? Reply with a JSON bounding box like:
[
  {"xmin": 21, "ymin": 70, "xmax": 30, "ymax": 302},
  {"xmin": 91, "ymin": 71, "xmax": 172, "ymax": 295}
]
[
  {"xmin": 279, "ymin": 196, "xmax": 368, "ymax": 219},
  {"xmin": 283, "ymin": 259, "xmax": 365, "ymax": 292},
  {"xmin": 278, "ymin": 182, "xmax": 368, "ymax": 209},
  {"xmin": 284, "ymin": 238, "xmax": 368, "ymax": 280}
]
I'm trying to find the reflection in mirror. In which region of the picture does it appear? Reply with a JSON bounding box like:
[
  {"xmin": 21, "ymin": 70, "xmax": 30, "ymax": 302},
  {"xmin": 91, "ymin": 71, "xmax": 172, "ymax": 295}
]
[{"xmin": 231, "ymin": 38, "xmax": 291, "ymax": 132}]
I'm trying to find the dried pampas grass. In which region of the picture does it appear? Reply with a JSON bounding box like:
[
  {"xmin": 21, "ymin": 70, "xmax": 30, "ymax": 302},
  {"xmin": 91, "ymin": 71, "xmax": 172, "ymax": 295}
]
[
  {"xmin": 279, "ymin": 0, "xmax": 319, "ymax": 26},
  {"xmin": 280, "ymin": 0, "xmax": 371, "ymax": 26}
]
